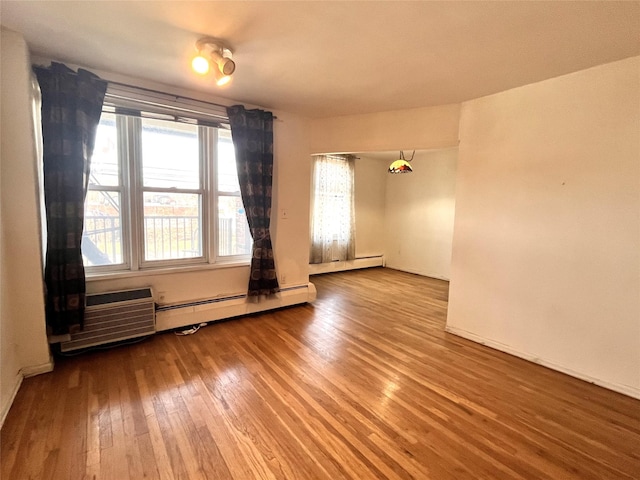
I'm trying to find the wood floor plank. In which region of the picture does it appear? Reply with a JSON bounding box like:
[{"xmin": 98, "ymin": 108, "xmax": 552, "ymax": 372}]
[
  {"xmin": 238, "ymin": 336, "xmax": 408, "ymax": 480},
  {"xmin": 2, "ymin": 267, "xmax": 639, "ymax": 479}
]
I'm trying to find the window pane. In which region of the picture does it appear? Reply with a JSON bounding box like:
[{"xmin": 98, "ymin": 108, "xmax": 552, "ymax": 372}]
[
  {"xmin": 141, "ymin": 118, "xmax": 199, "ymax": 189},
  {"xmin": 83, "ymin": 191, "xmax": 123, "ymax": 266},
  {"xmin": 217, "ymin": 129, "xmax": 240, "ymax": 193},
  {"xmin": 143, "ymin": 192, "xmax": 202, "ymax": 261},
  {"xmin": 90, "ymin": 113, "xmax": 119, "ymax": 187},
  {"xmin": 218, "ymin": 196, "xmax": 252, "ymax": 256}
]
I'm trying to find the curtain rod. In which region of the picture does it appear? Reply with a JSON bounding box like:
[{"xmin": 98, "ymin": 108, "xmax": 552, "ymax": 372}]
[
  {"xmin": 108, "ymin": 80, "xmax": 231, "ymax": 111},
  {"xmin": 107, "ymin": 80, "xmax": 277, "ymax": 119}
]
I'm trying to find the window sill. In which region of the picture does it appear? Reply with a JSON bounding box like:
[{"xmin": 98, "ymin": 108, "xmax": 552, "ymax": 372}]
[{"xmin": 86, "ymin": 259, "xmax": 250, "ymax": 282}]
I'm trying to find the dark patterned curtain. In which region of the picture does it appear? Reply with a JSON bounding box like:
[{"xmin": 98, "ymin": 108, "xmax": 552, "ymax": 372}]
[
  {"xmin": 34, "ymin": 63, "xmax": 107, "ymax": 335},
  {"xmin": 227, "ymin": 105, "xmax": 280, "ymax": 298}
]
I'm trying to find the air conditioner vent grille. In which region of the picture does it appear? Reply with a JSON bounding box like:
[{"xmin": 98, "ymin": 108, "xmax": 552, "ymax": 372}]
[
  {"xmin": 86, "ymin": 287, "xmax": 153, "ymax": 307},
  {"xmin": 60, "ymin": 287, "xmax": 155, "ymax": 353}
]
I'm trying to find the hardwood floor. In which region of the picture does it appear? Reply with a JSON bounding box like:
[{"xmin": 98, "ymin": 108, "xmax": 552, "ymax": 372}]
[{"xmin": 2, "ymin": 268, "xmax": 639, "ymax": 479}]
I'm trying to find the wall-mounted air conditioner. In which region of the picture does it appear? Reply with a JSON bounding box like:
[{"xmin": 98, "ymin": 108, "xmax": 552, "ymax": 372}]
[{"xmin": 59, "ymin": 287, "xmax": 155, "ymax": 353}]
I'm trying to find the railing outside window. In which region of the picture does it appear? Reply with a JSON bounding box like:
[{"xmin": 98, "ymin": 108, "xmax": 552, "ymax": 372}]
[
  {"xmin": 143, "ymin": 215, "xmax": 201, "ymax": 260},
  {"xmin": 83, "ymin": 215, "xmax": 249, "ymax": 266}
]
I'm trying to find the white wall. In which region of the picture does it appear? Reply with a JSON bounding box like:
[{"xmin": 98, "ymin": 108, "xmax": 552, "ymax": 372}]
[
  {"xmin": 310, "ymin": 104, "xmax": 461, "ymax": 277},
  {"xmin": 0, "ymin": 28, "xmax": 53, "ymax": 425},
  {"xmin": 354, "ymin": 155, "xmax": 387, "ymax": 258},
  {"xmin": 310, "ymin": 103, "xmax": 460, "ymax": 154},
  {"xmin": 270, "ymin": 110, "xmax": 313, "ymax": 287},
  {"xmin": 310, "ymin": 149, "xmax": 458, "ymax": 279},
  {"xmin": 384, "ymin": 149, "xmax": 457, "ymax": 280},
  {"xmin": 447, "ymin": 56, "xmax": 640, "ymax": 398}
]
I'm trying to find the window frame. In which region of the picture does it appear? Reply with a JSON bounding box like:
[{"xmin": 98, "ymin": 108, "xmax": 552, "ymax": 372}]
[
  {"xmin": 83, "ymin": 113, "xmax": 130, "ymax": 273},
  {"xmin": 84, "ymin": 105, "xmax": 251, "ymax": 276},
  {"xmin": 135, "ymin": 116, "xmax": 206, "ymax": 269},
  {"xmin": 214, "ymin": 128, "xmax": 251, "ymax": 261}
]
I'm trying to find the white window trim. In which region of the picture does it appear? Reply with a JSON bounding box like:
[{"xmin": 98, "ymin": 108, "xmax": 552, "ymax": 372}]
[
  {"xmin": 86, "ymin": 257, "xmax": 250, "ymax": 282},
  {"xmin": 85, "ymin": 89, "xmax": 251, "ymax": 276}
]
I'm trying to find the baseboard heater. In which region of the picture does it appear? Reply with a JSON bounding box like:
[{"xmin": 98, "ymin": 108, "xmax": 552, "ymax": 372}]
[
  {"xmin": 59, "ymin": 287, "xmax": 155, "ymax": 353},
  {"xmin": 309, "ymin": 256, "xmax": 384, "ymax": 275},
  {"xmin": 155, "ymin": 283, "xmax": 316, "ymax": 332}
]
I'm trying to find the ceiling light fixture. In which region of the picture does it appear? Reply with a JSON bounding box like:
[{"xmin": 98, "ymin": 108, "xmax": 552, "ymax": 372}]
[
  {"xmin": 192, "ymin": 37, "xmax": 235, "ymax": 86},
  {"xmin": 388, "ymin": 150, "xmax": 415, "ymax": 173}
]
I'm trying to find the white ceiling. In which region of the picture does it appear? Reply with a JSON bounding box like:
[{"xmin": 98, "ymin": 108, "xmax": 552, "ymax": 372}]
[{"xmin": 2, "ymin": 1, "xmax": 639, "ymax": 118}]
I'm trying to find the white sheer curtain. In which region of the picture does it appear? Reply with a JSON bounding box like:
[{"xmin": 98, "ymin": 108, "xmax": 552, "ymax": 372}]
[{"xmin": 310, "ymin": 154, "xmax": 355, "ymax": 264}]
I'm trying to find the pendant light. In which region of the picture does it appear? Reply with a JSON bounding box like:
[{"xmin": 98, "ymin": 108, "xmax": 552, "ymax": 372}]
[{"xmin": 388, "ymin": 150, "xmax": 415, "ymax": 173}]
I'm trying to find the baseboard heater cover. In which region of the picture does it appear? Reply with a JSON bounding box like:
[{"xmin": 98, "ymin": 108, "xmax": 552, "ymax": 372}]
[
  {"xmin": 155, "ymin": 283, "xmax": 316, "ymax": 332},
  {"xmin": 59, "ymin": 287, "xmax": 155, "ymax": 352},
  {"xmin": 309, "ymin": 256, "xmax": 384, "ymax": 275},
  {"xmin": 156, "ymin": 285, "xmax": 310, "ymax": 312}
]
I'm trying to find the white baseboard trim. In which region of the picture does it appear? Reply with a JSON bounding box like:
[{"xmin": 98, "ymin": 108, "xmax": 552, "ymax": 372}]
[
  {"xmin": 445, "ymin": 325, "xmax": 640, "ymax": 400},
  {"xmin": 21, "ymin": 356, "xmax": 55, "ymax": 377},
  {"xmin": 309, "ymin": 256, "xmax": 383, "ymax": 275},
  {"xmin": 383, "ymin": 264, "xmax": 449, "ymax": 281},
  {"xmin": 0, "ymin": 356, "xmax": 54, "ymax": 429},
  {"xmin": 156, "ymin": 282, "xmax": 316, "ymax": 332},
  {"xmin": 0, "ymin": 374, "xmax": 23, "ymax": 429}
]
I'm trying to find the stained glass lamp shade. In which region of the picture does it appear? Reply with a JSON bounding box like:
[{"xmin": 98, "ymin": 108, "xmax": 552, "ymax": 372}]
[
  {"xmin": 388, "ymin": 151, "xmax": 414, "ymax": 173},
  {"xmin": 388, "ymin": 159, "xmax": 413, "ymax": 173}
]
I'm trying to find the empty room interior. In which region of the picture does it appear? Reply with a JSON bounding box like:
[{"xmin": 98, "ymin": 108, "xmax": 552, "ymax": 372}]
[{"xmin": 1, "ymin": 2, "xmax": 639, "ymax": 479}]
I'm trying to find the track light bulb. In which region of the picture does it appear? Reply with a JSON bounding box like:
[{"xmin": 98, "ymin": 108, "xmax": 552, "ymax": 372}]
[
  {"xmin": 192, "ymin": 55, "xmax": 210, "ymax": 75},
  {"xmin": 213, "ymin": 68, "xmax": 232, "ymax": 86}
]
